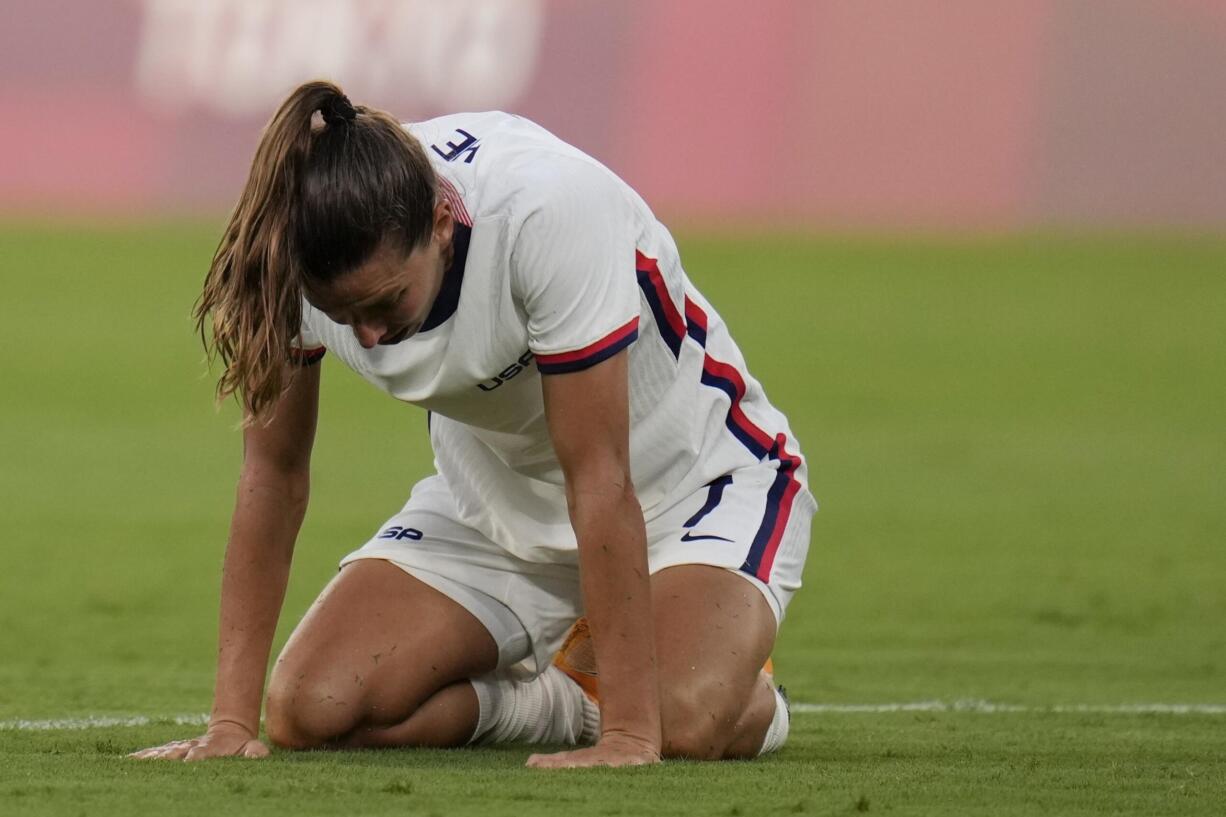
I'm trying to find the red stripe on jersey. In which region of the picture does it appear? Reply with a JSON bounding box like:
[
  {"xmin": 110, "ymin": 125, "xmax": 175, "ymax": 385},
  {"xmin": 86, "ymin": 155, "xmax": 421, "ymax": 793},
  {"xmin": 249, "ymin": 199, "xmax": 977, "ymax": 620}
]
[
  {"xmin": 438, "ymin": 177, "xmax": 472, "ymax": 227},
  {"xmin": 700, "ymin": 356, "xmax": 775, "ymax": 452},
  {"xmin": 636, "ymin": 251, "xmax": 686, "ymax": 342},
  {"xmin": 682, "ymin": 293, "xmax": 805, "ymax": 584},
  {"xmin": 684, "ymin": 296, "xmax": 707, "ymax": 332},
  {"xmin": 290, "ymin": 346, "xmax": 326, "ymax": 365},
  {"xmin": 754, "ymin": 435, "xmax": 803, "ymax": 582},
  {"xmin": 536, "ymin": 317, "xmax": 640, "ymax": 366}
]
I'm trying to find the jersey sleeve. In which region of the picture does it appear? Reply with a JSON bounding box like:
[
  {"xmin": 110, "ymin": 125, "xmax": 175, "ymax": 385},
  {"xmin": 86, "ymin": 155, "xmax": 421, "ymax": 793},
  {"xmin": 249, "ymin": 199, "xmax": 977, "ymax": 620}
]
[
  {"xmin": 510, "ymin": 160, "xmax": 640, "ymax": 375},
  {"xmin": 289, "ymin": 302, "xmax": 326, "ymax": 365}
]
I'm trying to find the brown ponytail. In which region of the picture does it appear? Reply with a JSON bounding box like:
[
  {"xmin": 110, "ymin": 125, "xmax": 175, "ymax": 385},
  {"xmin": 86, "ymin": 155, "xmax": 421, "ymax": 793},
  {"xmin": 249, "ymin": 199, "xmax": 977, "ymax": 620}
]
[{"xmin": 194, "ymin": 80, "xmax": 437, "ymax": 424}]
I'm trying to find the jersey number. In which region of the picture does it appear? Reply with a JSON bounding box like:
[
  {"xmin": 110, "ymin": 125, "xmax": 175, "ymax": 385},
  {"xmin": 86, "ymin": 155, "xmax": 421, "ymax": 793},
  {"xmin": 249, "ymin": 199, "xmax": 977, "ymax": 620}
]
[{"xmin": 431, "ymin": 129, "xmax": 481, "ymax": 163}]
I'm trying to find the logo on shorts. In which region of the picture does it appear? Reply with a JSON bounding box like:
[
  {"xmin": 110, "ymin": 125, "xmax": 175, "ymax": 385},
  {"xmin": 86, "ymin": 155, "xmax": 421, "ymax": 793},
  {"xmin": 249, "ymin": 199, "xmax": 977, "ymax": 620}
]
[
  {"xmin": 680, "ymin": 531, "xmax": 734, "ymax": 543},
  {"xmin": 378, "ymin": 526, "xmax": 424, "ymax": 541}
]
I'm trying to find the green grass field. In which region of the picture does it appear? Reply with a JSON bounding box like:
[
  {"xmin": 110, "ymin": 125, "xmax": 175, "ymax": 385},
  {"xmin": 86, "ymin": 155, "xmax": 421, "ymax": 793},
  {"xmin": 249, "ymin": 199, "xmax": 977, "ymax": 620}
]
[{"xmin": 1, "ymin": 225, "xmax": 1223, "ymax": 815}]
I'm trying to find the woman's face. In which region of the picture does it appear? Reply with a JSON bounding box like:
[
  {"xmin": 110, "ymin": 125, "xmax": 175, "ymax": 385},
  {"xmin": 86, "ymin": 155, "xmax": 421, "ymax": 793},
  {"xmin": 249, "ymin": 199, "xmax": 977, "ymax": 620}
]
[{"xmin": 305, "ymin": 201, "xmax": 454, "ymax": 348}]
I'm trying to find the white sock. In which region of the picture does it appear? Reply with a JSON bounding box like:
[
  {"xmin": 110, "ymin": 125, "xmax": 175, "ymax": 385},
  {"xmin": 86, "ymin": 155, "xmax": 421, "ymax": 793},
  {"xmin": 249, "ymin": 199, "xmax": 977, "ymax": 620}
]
[
  {"xmin": 758, "ymin": 686, "xmax": 790, "ymax": 755},
  {"xmin": 469, "ymin": 665, "xmax": 601, "ymax": 746}
]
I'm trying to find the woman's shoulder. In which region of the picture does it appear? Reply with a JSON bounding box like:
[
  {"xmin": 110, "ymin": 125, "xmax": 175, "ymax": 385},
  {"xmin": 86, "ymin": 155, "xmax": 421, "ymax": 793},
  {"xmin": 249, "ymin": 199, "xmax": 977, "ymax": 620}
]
[
  {"xmin": 410, "ymin": 113, "xmax": 631, "ymax": 204},
  {"xmin": 404, "ymin": 111, "xmax": 519, "ymax": 152}
]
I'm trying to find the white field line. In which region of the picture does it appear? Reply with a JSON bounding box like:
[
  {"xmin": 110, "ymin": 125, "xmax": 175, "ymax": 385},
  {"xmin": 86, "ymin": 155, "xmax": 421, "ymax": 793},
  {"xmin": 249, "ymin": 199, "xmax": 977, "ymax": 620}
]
[
  {"xmin": 4, "ymin": 701, "xmax": 1226, "ymax": 731},
  {"xmin": 0, "ymin": 714, "xmax": 209, "ymax": 732},
  {"xmin": 789, "ymin": 700, "xmax": 1226, "ymax": 715}
]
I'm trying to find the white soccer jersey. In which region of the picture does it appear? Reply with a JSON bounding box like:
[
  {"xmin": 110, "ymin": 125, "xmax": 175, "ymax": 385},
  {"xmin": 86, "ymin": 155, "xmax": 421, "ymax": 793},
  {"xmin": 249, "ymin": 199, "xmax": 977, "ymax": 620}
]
[{"xmin": 294, "ymin": 112, "xmax": 809, "ymax": 578}]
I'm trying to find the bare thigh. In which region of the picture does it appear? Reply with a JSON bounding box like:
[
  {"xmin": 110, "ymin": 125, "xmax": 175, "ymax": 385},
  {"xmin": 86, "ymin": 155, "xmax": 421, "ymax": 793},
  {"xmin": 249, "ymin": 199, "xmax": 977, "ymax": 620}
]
[
  {"xmin": 265, "ymin": 559, "xmax": 498, "ymax": 749},
  {"xmin": 651, "ymin": 564, "xmax": 778, "ymax": 759}
]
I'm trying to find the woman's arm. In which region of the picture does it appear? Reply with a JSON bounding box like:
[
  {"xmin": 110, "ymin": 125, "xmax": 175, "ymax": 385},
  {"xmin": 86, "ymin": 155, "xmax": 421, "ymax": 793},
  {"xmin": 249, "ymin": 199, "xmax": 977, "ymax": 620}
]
[
  {"xmin": 529, "ymin": 350, "xmax": 662, "ymax": 768},
  {"xmin": 132, "ymin": 362, "xmax": 321, "ymax": 760}
]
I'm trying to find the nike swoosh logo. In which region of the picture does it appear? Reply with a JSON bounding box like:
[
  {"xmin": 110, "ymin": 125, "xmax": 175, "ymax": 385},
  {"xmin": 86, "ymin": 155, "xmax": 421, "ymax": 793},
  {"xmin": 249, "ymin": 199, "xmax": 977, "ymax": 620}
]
[{"xmin": 680, "ymin": 531, "xmax": 734, "ymax": 543}]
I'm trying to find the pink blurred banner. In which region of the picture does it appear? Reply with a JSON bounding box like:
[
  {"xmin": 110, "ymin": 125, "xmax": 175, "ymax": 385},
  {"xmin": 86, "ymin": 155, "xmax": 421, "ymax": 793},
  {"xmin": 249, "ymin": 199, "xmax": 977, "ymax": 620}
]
[{"xmin": 2, "ymin": 0, "xmax": 1224, "ymax": 228}]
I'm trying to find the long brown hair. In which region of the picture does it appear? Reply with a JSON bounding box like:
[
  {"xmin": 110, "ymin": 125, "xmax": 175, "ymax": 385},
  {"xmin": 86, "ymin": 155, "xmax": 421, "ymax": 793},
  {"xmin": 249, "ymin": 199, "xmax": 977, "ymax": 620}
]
[{"xmin": 195, "ymin": 80, "xmax": 437, "ymax": 424}]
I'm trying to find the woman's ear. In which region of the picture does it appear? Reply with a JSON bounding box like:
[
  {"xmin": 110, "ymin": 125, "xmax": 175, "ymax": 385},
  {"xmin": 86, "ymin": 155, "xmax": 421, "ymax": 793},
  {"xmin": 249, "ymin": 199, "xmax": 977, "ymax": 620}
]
[{"xmin": 434, "ymin": 198, "xmax": 455, "ymax": 246}]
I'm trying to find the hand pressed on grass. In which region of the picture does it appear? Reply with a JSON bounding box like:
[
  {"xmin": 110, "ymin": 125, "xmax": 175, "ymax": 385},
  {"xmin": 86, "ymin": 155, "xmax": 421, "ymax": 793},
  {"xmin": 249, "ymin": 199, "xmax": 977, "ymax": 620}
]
[
  {"xmin": 129, "ymin": 719, "xmax": 269, "ymax": 761},
  {"xmin": 526, "ymin": 732, "xmax": 660, "ymax": 769}
]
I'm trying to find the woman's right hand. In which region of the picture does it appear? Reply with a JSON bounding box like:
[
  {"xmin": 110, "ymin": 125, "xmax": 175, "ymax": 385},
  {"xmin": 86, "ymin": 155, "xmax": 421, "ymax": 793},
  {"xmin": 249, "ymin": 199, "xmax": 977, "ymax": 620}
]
[{"xmin": 128, "ymin": 719, "xmax": 269, "ymax": 761}]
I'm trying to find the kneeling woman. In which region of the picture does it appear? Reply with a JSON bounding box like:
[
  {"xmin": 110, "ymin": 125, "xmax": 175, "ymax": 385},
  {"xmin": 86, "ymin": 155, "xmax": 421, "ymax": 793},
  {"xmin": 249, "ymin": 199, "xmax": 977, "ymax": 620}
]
[{"xmin": 133, "ymin": 81, "xmax": 815, "ymax": 767}]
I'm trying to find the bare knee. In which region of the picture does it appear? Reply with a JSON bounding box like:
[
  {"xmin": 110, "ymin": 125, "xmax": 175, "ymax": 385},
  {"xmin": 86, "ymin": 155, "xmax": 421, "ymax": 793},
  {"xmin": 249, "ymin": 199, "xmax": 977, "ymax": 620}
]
[
  {"xmin": 265, "ymin": 664, "xmax": 365, "ymax": 750},
  {"xmin": 659, "ymin": 684, "xmax": 740, "ymax": 760}
]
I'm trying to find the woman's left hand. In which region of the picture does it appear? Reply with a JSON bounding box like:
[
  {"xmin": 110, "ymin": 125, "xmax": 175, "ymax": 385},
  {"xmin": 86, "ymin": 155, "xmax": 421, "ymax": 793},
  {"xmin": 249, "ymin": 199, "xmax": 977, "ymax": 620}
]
[{"xmin": 526, "ymin": 733, "xmax": 661, "ymax": 769}]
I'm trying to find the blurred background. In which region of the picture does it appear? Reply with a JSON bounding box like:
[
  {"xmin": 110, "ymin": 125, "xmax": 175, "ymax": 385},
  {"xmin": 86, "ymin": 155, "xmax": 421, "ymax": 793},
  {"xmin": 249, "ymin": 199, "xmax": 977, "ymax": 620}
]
[
  {"xmin": 2, "ymin": 0, "xmax": 1223, "ymax": 728},
  {"xmin": 4, "ymin": 0, "xmax": 1226, "ymax": 228}
]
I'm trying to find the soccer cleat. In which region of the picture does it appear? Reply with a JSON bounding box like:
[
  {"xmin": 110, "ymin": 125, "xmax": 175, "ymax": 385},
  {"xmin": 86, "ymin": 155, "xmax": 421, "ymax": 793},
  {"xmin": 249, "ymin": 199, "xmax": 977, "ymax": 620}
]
[
  {"xmin": 553, "ymin": 617, "xmax": 600, "ymax": 700},
  {"xmin": 552, "ymin": 616, "xmax": 777, "ymax": 703}
]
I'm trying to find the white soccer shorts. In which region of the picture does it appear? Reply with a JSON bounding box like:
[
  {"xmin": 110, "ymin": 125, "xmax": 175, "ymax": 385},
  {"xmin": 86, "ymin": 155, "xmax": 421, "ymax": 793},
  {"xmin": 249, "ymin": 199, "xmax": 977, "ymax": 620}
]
[{"xmin": 340, "ymin": 464, "xmax": 814, "ymax": 680}]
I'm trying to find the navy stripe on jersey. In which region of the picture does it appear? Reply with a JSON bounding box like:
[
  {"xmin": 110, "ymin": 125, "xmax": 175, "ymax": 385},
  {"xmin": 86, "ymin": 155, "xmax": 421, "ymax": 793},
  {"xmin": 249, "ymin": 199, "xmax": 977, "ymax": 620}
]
[
  {"xmin": 684, "ymin": 297, "xmax": 707, "ymax": 346},
  {"xmin": 683, "ymin": 294, "xmax": 803, "ymax": 582},
  {"xmin": 740, "ymin": 438, "xmax": 802, "ymax": 580},
  {"xmin": 636, "ymin": 251, "xmax": 685, "ymax": 358},
  {"xmin": 682, "ymin": 474, "xmax": 733, "ymax": 528},
  {"xmin": 421, "ymin": 223, "xmax": 471, "ymax": 332},
  {"xmin": 698, "ymin": 363, "xmax": 772, "ymax": 459},
  {"xmin": 536, "ymin": 317, "xmax": 639, "ymax": 375}
]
